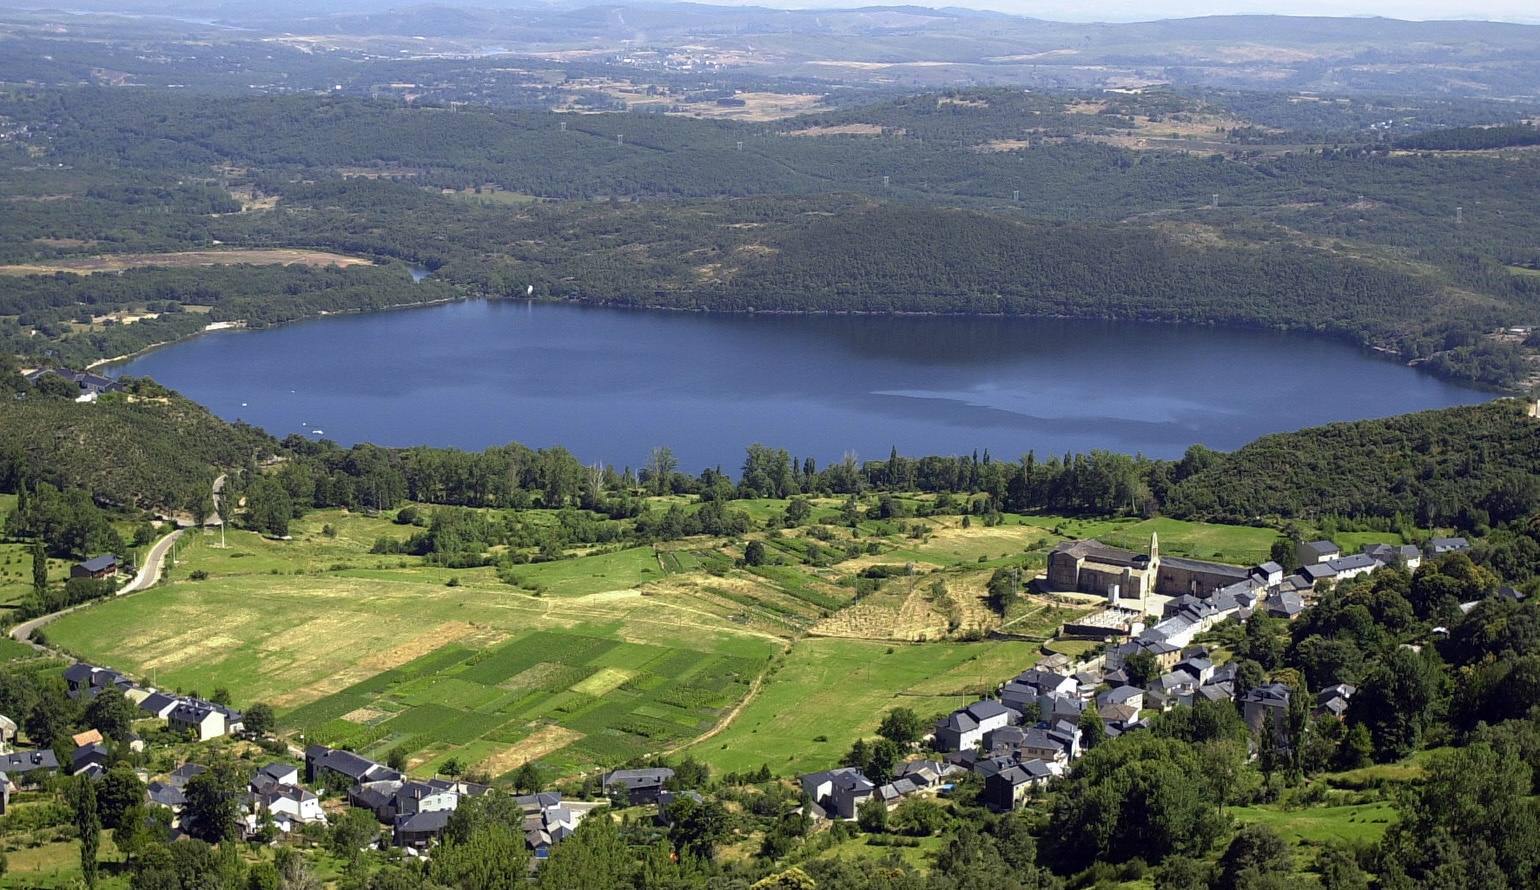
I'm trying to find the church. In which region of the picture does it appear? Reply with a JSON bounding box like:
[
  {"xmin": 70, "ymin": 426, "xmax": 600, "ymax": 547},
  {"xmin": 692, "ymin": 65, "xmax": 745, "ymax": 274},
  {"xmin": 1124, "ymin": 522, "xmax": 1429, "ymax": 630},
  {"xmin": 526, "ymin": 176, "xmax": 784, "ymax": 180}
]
[{"xmin": 1047, "ymin": 533, "xmax": 1254, "ymax": 604}]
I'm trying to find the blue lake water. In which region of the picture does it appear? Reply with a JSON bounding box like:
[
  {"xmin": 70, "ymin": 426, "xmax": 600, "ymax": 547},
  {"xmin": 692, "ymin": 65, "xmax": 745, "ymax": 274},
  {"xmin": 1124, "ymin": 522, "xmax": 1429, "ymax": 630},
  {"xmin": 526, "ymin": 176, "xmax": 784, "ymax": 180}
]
[{"xmin": 107, "ymin": 300, "xmax": 1491, "ymax": 470}]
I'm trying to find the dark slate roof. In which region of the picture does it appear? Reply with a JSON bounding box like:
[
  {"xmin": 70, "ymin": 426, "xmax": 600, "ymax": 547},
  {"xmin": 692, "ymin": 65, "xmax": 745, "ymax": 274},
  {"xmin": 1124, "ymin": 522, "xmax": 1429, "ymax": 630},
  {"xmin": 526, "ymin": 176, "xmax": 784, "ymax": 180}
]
[
  {"xmin": 78, "ymin": 555, "xmax": 118, "ymax": 573},
  {"xmin": 139, "ymin": 692, "xmax": 178, "ymax": 714},
  {"xmin": 1054, "ymin": 539, "xmax": 1148, "ymax": 568},
  {"xmin": 966, "ymin": 700, "xmax": 1013, "ymax": 722},
  {"xmin": 146, "ymin": 780, "xmax": 185, "ymax": 807},
  {"xmin": 1256, "ymin": 561, "xmax": 1283, "ymax": 575},
  {"xmin": 0, "ymin": 749, "xmax": 60, "ymax": 772},
  {"xmin": 602, "ymin": 767, "xmax": 674, "ymax": 789},
  {"xmin": 942, "ymin": 711, "xmax": 979, "ymax": 732},
  {"xmin": 63, "ymin": 663, "xmax": 98, "ymax": 685},
  {"xmin": 1161, "ymin": 556, "xmax": 1249, "ymax": 578},
  {"xmin": 317, "ymin": 748, "xmax": 386, "ymax": 781},
  {"xmin": 1303, "ymin": 540, "xmax": 1339, "ymax": 556},
  {"xmin": 1427, "ymin": 537, "xmax": 1469, "ymax": 552},
  {"xmin": 396, "ymin": 809, "xmax": 452, "ymax": 834}
]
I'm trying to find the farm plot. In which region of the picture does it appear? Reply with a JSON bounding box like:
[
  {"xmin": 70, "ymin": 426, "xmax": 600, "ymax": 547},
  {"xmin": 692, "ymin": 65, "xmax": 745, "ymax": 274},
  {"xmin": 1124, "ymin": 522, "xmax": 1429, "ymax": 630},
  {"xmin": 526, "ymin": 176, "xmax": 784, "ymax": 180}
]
[
  {"xmin": 688, "ymin": 636, "xmax": 1040, "ymax": 776},
  {"xmin": 43, "ymin": 544, "xmax": 782, "ymax": 779},
  {"xmin": 284, "ymin": 628, "xmax": 772, "ymax": 778}
]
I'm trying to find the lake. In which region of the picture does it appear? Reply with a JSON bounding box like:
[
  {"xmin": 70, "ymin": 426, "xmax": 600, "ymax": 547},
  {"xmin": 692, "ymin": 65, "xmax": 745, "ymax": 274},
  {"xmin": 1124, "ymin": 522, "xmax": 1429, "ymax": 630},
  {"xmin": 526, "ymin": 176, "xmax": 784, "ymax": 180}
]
[{"xmin": 107, "ymin": 300, "xmax": 1490, "ymax": 470}]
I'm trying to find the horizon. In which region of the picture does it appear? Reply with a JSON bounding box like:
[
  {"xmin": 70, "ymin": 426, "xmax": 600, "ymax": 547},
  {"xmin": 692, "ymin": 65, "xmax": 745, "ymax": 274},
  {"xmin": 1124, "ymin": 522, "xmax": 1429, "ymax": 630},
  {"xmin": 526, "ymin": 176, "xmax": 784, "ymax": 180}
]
[{"xmin": 50, "ymin": 0, "xmax": 1540, "ymax": 26}]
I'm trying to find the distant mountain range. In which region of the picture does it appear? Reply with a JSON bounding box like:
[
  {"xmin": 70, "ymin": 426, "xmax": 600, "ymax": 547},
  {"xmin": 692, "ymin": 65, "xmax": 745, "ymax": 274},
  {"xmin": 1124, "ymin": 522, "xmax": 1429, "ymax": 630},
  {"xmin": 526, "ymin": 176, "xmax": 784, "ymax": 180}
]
[{"xmin": 8, "ymin": 3, "xmax": 1540, "ymax": 95}]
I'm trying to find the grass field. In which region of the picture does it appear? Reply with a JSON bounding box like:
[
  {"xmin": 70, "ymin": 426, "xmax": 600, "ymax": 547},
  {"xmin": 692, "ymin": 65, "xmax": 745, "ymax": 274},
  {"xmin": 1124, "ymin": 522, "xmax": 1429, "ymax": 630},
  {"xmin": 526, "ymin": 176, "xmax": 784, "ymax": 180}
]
[
  {"xmin": 687, "ymin": 636, "xmax": 1040, "ymax": 776},
  {"xmin": 45, "ymin": 511, "xmax": 785, "ymax": 779},
  {"xmin": 1230, "ymin": 800, "xmax": 1397, "ymax": 846},
  {"xmin": 1017, "ymin": 514, "xmax": 1281, "ymax": 565},
  {"xmin": 0, "ymin": 248, "xmax": 374, "ymax": 276}
]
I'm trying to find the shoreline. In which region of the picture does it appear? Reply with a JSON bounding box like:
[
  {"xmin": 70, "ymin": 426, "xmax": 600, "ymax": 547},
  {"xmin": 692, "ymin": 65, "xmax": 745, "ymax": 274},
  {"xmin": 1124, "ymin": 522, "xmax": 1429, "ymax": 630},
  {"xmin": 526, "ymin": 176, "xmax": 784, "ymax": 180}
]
[{"xmin": 79, "ymin": 289, "xmax": 1516, "ymax": 396}]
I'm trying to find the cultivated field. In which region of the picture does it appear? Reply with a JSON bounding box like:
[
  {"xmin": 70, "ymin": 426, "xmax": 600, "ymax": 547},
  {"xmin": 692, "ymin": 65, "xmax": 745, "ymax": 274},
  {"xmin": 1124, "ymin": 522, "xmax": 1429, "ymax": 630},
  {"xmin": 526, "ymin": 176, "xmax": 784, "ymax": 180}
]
[
  {"xmin": 0, "ymin": 248, "xmax": 375, "ymax": 276},
  {"xmin": 39, "ymin": 494, "xmax": 1317, "ymax": 783},
  {"xmin": 687, "ymin": 636, "xmax": 1040, "ymax": 775}
]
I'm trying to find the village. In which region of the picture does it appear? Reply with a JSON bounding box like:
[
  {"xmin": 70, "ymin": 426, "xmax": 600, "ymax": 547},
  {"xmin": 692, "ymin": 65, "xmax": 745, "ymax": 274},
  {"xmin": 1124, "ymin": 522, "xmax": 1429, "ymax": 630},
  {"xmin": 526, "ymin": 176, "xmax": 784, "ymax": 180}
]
[{"xmin": 0, "ymin": 527, "xmax": 1485, "ymax": 869}]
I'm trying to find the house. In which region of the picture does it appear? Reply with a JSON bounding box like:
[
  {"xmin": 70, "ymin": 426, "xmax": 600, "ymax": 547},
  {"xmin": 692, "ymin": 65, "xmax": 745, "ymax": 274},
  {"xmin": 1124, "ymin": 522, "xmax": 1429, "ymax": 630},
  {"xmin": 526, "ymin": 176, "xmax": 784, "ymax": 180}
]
[
  {"xmin": 1298, "ymin": 540, "xmax": 1340, "ymax": 566},
  {"xmin": 24, "ymin": 368, "xmax": 122, "ymax": 399},
  {"xmin": 0, "ymin": 714, "xmax": 15, "ymax": 748},
  {"xmin": 872, "ymin": 778, "xmax": 920, "ymax": 809},
  {"xmin": 393, "ymin": 781, "xmax": 460, "ymax": 819},
  {"xmin": 982, "ymin": 759, "xmax": 1054, "ymax": 811},
  {"xmin": 253, "ymin": 763, "xmax": 300, "ymax": 790},
  {"xmin": 1315, "ymin": 684, "xmax": 1356, "ymax": 720},
  {"xmin": 1362, "ymin": 544, "xmax": 1422, "ymax": 570},
  {"xmin": 799, "ymin": 767, "xmax": 874, "ymax": 819},
  {"xmin": 305, "ymin": 746, "xmax": 398, "ymax": 787},
  {"xmin": 895, "ymin": 759, "xmax": 958, "ymax": 789},
  {"xmin": 71, "ymin": 555, "xmax": 120, "ymax": 581},
  {"xmin": 1098, "ymin": 685, "xmax": 1145, "ymax": 711},
  {"xmin": 1300, "ymin": 563, "xmax": 1338, "ymax": 586},
  {"xmin": 169, "ymin": 763, "xmax": 206, "ymax": 788},
  {"xmin": 257, "ymin": 784, "xmax": 326, "ymax": 830},
  {"xmin": 1242, "ymin": 683, "xmax": 1293, "ymax": 744},
  {"xmin": 71, "ymin": 742, "xmax": 110, "ymax": 776},
  {"xmin": 71, "ymin": 729, "xmax": 104, "ymax": 749},
  {"xmin": 655, "ymin": 790, "xmax": 704, "ymax": 825},
  {"xmin": 0, "ymin": 774, "xmax": 11, "ymax": 816},
  {"xmin": 64, "ymin": 664, "xmax": 131, "ymax": 699},
  {"xmin": 1324, "ymin": 553, "xmax": 1382, "ymax": 582},
  {"xmin": 394, "ymin": 808, "xmax": 452, "ymax": 848},
  {"xmin": 168, "ymin": 700, "xmax": 231, "ymax": 741},
  {"xmin": 1250, "ymin": 561, "xmax": 1284, "ymax": 586},
  {"xmin": 1099, "ymin": 703, "xmax": 1141, "ymax": 730},
  {"xmin": 0, "ymin": 749, "xmax": 60, "ymax": 778},
  {"xmin": 1426, "ymin": 537, "xmax": 1470, "ymax": 555},
  {"xmin": 936, "ymin": 700, "xmax": 1018, "ymax": 752},
  {"xmin": 1263, "ymin": 589, "xmax": 1306, "ymax": 620},
  {"xmin": 601, "ymin": 767, "xmax": 674, "ymax": 805},
  {"xmin": 1173, "ymin": 655, "xmax": 1215, "ymax": 685},
  {"xmin": 515, "ymin": 791, "xmax": 563, "ymax": 811},
  {"xmin": 146, "ymin": 780, "xmax": 186, "ymax": 810},
  {"xmin": 139, "ymin": 692, "xmax": 180, "ymax": 719},
  {"xmin": 828, "ymin": 770, "xmax": 875, "ymax": 819}
]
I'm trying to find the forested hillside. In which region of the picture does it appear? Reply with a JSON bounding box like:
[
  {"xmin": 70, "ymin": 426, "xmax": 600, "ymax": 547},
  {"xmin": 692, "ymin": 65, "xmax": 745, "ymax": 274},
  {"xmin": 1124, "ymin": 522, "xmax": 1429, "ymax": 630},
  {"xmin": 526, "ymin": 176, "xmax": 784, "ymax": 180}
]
[
  {"xmin": 1166, "ymin": 400, "xmax": 1540, "ymax": 525},
  {"xmin": 3, "ymin": 87, "xmax": 1540, "ymax": 387}
]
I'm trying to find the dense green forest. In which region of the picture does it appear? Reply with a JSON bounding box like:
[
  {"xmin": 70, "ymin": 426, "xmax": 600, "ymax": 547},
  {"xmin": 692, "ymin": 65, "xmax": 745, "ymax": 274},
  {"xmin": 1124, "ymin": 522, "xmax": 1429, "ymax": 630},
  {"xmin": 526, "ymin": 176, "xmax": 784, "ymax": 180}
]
[{"xmin": 3, "ymin": 86, "xmax": 1540, "ymax": 387}]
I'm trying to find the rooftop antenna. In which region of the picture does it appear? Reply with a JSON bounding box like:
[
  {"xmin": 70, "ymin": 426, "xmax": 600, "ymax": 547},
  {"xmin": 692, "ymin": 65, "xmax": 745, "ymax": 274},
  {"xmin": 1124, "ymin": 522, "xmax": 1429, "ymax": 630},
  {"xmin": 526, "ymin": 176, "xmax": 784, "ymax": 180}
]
[
  {"xmin": 1455, "ymin": 206, "xmax": 1463, "ymax": 224},
  {"xmin": 735, "ymin": 141, "xmax": 743, "ymax": 151},
  {"xmin": 1013, "ymin": 189, "xmax": 1021, "ymax": 202},
  {"xmin": 617, "ymin": 134, "xmax": 624, "ymax": 145},
  {"xmin": 1211, "ymin": 194, "xmax": 1219, "ymax": 209},
  {"xmin": 882, "ymin": 175, "xmax": 890, "ymax": 189},
  {"xmin": 559, "ymin": 120, "xmax": 566, "ymax": 132}
]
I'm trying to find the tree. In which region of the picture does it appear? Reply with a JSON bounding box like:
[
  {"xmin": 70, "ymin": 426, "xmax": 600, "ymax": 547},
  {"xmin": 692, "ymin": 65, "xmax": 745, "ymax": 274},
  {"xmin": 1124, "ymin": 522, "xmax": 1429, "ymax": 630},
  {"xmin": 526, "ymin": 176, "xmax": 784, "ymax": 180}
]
[
  {"xmin": 242, "ymin": 702, "xmax": 275, "ymax": 737},
  {"xmin": 539, "ymin": 814, "xmax": 633, "ymax": 890},
  {"xmin": 1378, "ymin": 742, "xmax": 1540, "ymax": 887},
  {"xmin": 24, "ymin": 678, "xmax": 76, "ymax": 750},
  {"xmin": 986, "ymin": 566, "xmax": 1021, "ymax": 614},
  {"xmin": 430, "ymin": 823, "xmax": 529, "ymax": 890},
  {"xmin": 1215, "ymin": 824, "xmax": 1292, "ymax": 890},
  {"xmin": 440, "ymin": 757, "xmax": 464, "ymax": 779},
  {"xmin": 97, "ymin": 767, "xmax": 146, "ymax": 829},
  {"xmin": 667, "ymin": 797, "xmax": 730, "ymax": 861},
  {"xmin": 329, "ymin": 808, "xmax": 378, "ymax": 861},
  {"xmin": 857, "ymin": 796, "xmax": 888, "ymax": 833},
  {"xmin": 244, "ymin": 478, "xmax": 293, "ymax": 537},
  {"xmin": 1080, "ymin": 705, "xmax": 1108, "ymax": 751},
  {"xmin": 644, "ymin": 447, "xmax": 678, "ymax": 496},
  {"xmin": 30, "ymin": 537, "xmax": 46, "ymax": 595},
  {"xmin": 86, "ymin": 687, "xmax": 137, "ymax": 744},
  {"xmin": 181, "ymin": 761, "xmax": 244, "ymax": 843},
  {"xmin": 512, "ymin": 761, "xmax": 542, "ymax": 794},
  {"xmin": 890, "ymin": 797, "xmax": 947, "ymax": 836},
  {"xmin": 1349, "ymin": 646, "xmax": 1441, "ymax": 762},
  {"xmin": 876, "ymin": 707, "xmax": 925, "ymax": 746},
  {"xmin": 743, "ymin": 540, "xmax": 768, "ymax": 566},
  {"xmin": 784, "ymin": 497, "xmax": 811, "ymax": 526},
  {"xmin": 1125, "ymin": 651, "xmax": 1161, "ymax": 688},
  {"xmin": 70, "ymin": 776, "xmax": 101, "ymax": 889},
  {"xmin": 1315, "ymin": 845, "xmax": 1369, "ymax": 890}
]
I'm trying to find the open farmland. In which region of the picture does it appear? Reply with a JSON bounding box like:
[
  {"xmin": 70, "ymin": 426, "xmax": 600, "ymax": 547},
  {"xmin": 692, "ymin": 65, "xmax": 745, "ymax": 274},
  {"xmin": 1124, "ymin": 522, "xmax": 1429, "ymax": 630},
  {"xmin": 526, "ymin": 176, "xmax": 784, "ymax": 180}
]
[
  {"xmin": 43, "ymin": 511, "xmax": 784, "ymax": 779},
  {"xmin": 40, "ymin": 494, "xmax": 1298, "ymax": 784},
  {"xmin": 686, "ymin": 636, "xmax": 1041, "ymax": 776},
  {"xmin": 0, "ymin": 248, "xmax": 375, "ymax": 276}
]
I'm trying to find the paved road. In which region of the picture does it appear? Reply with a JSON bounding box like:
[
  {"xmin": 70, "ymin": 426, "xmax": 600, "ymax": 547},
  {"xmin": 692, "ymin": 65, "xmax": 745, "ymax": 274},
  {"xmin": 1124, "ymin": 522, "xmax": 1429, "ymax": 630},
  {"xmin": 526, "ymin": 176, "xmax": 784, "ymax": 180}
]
[{"xmin": 9, "ymin": 527, "xmax": 183, "ymax": 649}]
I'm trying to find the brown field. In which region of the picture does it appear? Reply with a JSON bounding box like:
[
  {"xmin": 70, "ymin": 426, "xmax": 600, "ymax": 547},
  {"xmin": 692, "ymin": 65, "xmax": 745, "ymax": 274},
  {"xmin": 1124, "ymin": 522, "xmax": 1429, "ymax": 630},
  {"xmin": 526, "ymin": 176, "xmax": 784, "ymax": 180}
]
[
  {"xmin": 0, "ymin": 248, "xmax": 375, "ymax": 276},
  {"xmin": 787, "ymin": 123, "xmax": 887, "ymax": 137}
]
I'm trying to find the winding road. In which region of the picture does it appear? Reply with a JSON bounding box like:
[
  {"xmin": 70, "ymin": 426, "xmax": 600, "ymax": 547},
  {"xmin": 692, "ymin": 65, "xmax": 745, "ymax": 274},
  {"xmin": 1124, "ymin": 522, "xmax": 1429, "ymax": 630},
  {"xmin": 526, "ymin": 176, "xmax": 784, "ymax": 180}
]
[{"xmin": 8, "ymin": 473, "xmax": 224, "ymax": 651}]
